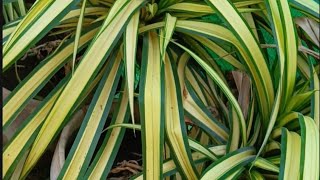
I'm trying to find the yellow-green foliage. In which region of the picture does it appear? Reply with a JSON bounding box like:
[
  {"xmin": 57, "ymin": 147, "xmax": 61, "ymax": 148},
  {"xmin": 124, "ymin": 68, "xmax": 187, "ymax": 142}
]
[{"xmin": 2, "ymin": 0, "xmax": 319, "ymax": 179}]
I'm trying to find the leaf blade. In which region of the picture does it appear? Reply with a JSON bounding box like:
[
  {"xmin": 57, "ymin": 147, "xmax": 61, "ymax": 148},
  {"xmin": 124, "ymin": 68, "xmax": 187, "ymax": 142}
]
[
  {"xmin": 124, "ymin": 10, "xmax": 140, "ymax": 131},
  {"xmin": 139, "ymin": 31, "xmax": 164, "ymax": 180},
  {"xmin": 20, "ymin": 0, "xmax": 145, "ymax": 177},
  {"xmin": 164, "ymin": 53, "xmax": 199, "ymax": 179}
]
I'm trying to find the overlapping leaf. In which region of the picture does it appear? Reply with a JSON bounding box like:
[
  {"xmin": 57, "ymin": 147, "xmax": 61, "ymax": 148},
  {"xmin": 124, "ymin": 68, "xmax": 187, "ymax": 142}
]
[{"xmin": 20, "ymin": 0, "xmax": 145, "ymax": 177}]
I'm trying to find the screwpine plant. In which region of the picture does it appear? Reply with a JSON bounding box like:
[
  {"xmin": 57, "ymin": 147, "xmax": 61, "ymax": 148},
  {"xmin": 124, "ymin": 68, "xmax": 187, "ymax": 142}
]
[{"xmin": 2, "ymin": 0, "xmax": 320, "ymax": 179}]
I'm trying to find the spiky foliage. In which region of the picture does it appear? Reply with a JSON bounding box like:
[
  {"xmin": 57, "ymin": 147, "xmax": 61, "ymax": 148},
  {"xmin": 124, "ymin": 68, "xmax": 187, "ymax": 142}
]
[{"xmin": 2, "ymin": 0, "xmax": 319, "ymax": 179}]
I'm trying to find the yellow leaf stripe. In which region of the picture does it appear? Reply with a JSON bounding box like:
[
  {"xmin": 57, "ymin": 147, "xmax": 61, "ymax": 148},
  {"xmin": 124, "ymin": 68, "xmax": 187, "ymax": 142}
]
[
  {"xmin": 3, "ymin": 27, "xmax": 98, "ymax": 128},
  {"xmin": 3, "ymin": 84, "xmax": 64, "ymax": 179},
  {"xmin": 164, "ymin": 53, "xmax": 198, "ymax": 179},
  {"xmin": 20, "ymin": 0, "xmax": 145, "ymax": 177},
  {"xmin": 279, "ymin": 129, "xmax": 301, "ymax": 179},
  {"xmin": 139, "ymin": 31, "xmax": 164, "ymax": 180},
  {"xmin": 85, "ymin": 84, "xmax": 129, "ymax": 179},
  {"xmin": 59, "ymin": 51, "xmax": 122, "ymax": 179},
  {"xmin": 3, "ymin": 0, "xmax": 78, "ymax": 70},
  {"xmin": 124, "ymin": 11, "xmax": 140, "ymax": 131}
]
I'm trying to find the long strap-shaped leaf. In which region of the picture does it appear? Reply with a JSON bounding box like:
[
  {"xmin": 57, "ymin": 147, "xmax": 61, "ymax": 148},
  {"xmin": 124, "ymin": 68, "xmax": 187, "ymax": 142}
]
[
  {"xmin": 139, "ymin": 31, "xmax": 164, "ymax": 180},
  {"xmin": 298, "ymin": 115, "xmax": 319, "ymax": 179},
  {"xmin": 175, "ymin": 52, "xmax": 229, "ymax": 143},
  {"xmin": 255, "ymin": 0, "xmax": 297, "ymax": 160},
  {"xmin": 3, "ymin": 26, "xmax": 99, "ymax": 129},
  {"xmin": 309, "ymin": 63, "xmax": 319, "ymax": 129},
  {"xmin": 248, "ymin": 116, "xmax": 261, "ymax": 146},
  {"xmin": 188, "ymin": 138, "xmax": 218, "ymax": 161},
  {"xmin": 190, "ymin": 68, "xmax": 218, "ymax": 109},
  {"xmin": 290, "ymin": 0, "xmax": 320, "ymax": 21},
  {"xmin": 139, "ymin": 20, "xmax": 274, "ymax": 123},
  {"xmin": 278, "ymin": 112, "xmax": 300, "ymax": 126},
  {"xmin": 164, "ymin": 53, "xmax": 199, "ymax": 179},
  {"xmin": 175, "ymin": 20, "xmax": 272, "ymax": 127},
  {"xmin": 2, "ymin": 7, "xmax": 107, "ymax": 45},
  {"xmin": 160, "ymin": 13, "xmax": 177, "ymax": 63},
  {"xmin": 285, "ymin": 91, "xmax": 314, "ymax": 113},
  {"xmin": 3, "ymin": 19, "xmax": 20, "ymax": 44},
  {"xmin": 185, "ymin": 68, "xmax": 208, "ymax": 106},
  {"xmin": 3, "ymin": 0, "xmax": 80, "ymax": 71},
  {"xmin": 102, "ymin": 123, "xmax": 223, "ymax": 164},
  {"xmin": 96, "ymin": 0, "xmax": 129, "ymax": 38},
  {"xmin": 3, "ymin": 59, "xmax": 109, "ymax": 179},
  {"xmin": 124, "ymin": 10, "xmax": 140, "ymax": 130},
  {"xmin": 134, "ymin": 145, "xmax": 226, "ymax": 179},
  {"xmin": 57, "ymin": 52, "xmax": 122, "ymax": 179},
  {"xmin": 279, "ymin": 128, "xmax": 301, "ymax": 179},
  {"xmin": 185, "ymin": 83, "xmax": 229, "ymax": 143},
  {"xmin": 189, "ymin": 34, "xmax": 245, "ymax": 71},
  {"xmin": 267, "ymin": 0, "xmax": 298, "ymax": 112},
  {"xmin": 61, "ymin": 7, "xmax": 107, "ymax": 23},
  {"xmin": 226, "ymin": 107, "xmax": 241, "ymax": 152},
  {"xmin": 188, "ymin": 68, "xmax": 215, "ymax": 104},
  {"xmin": 2, "ymin": 77, "xmax": 67, "ymax": 180},
  {"xmin": 183, "ymin": 36, "xmax": 226, "ymax": 85},
  {"xmin": 204, "ymin": 0, "xmax": 275, "ymax": 121},
  {"xmin": 71, "ymin": 0, "xmax": 87, "ymax": 75},
  {"xmin": 201, "ymin": 147, "xmax": 256, "ymax": 179},
  {"xmin": 159, "ymin": 1, "xmax": 263, "ymax": 17},
  {"xmin": 252, "ymin": 157, "xmax": 279, "ymax": 173},
  {"xmin": 84, "ymin": 83, "xmax": 130, "ymax": 180},
  {"xmin": 173, "ymin": 41, "xmax": 247, "ymax": 145},
  {"xmin": 20, "ymin": 0, "xmax": 145, "ymax": 177}
]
